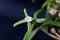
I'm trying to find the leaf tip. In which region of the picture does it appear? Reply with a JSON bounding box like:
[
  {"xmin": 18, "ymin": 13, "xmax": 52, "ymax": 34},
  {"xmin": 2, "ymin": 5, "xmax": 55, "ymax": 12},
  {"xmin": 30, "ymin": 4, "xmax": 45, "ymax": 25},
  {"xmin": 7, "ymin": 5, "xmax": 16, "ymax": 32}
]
[{"xmin": 13, "ymin": 24, "xmax": 16, "ymax": 28}]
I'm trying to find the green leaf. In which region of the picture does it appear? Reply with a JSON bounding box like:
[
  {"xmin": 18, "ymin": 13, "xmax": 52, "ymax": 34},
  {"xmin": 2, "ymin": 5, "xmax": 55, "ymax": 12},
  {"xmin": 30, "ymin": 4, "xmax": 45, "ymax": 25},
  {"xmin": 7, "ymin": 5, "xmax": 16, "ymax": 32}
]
[
  {"xmin": 24, "ymin": 8, "xmax": 29, "ymax": 17},
  {"xmin": 23, "ymin": 22, "xmax": 36, "ymax": 40},
  {"xmin": 23, "ymin": 31, "xmax": 31, "ymax": 40},
  {"xmin": 58, "ymin": 29, "xmax": 60, "ymax": 34},
  {"xmin": 27, "ymin": 22, "xmax": 32, "ymax": 31},
  {"xmin": 23, "ymin": 28, "xmax": 39, "ymax": 40},
  {"xmin": 23, "ymin": 22, "xmax": 32, "ymax": 40},
  {"xmin": 45, "ymin": 12, "xmax": 54, "ymax": 21},
  {"xmin": 45, "ymin": 0, "xmax": 53, "ymax": 21},
  {"xmin": 29, "ymin": 28, "xmax": 39, "ymax": 40},
  {"xmin": 55, "ymin": 18, "xmax": 60, "ymax": 22},
  {"xmin": 34, "ymin": 8, "xmax": 44, "ymax": 18},
  {"xmin": 36, "ymin": 18, "xmax": 46, "ymax": 23},
  {"xmin": 43, "ymin": 25, "xmax": 48, "ymax": 32},
  {"xmin": 46, "ymin": 20, "xmax": 60, "ymax": 27},
  {"xmin": 45, "ymin": 0, "xmax": 55, "ymax": 20},
  {"xmin": 42, "ymin": 1, "xmax": 47, "ymax": 8},
  {"xmin": 45, "ymin": 0, "xmax": 54, "ymax": 20},
  {"xmin": 13, "ymin": 20, "xmax": 26, "ymax": 27},
  {"xmin": 47, "ymin": 0, "xmax": 53, "ymax": 9}
]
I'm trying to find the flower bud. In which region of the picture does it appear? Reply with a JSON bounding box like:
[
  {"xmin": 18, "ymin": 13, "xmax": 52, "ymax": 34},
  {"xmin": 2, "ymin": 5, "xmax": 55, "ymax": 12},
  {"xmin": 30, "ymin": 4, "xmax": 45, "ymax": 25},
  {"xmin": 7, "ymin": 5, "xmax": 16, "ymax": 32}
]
[
  {"xmin": 58, "ymin": 12, "xmax": 60, "ymax": 18},
  {"xmin": 51, "ymin": 28, "xmax": 56, "ymax": 34},
  {"xmin": 51, "ymin": 28, "xmax": 60, "ymax": 38},
  {"xmin": 49, "ymin": 7, "xmax": 57, "ymax": 15},
  {"xmin": 55, "ymin": 0, "xmax": 60, "ymax": 4}
]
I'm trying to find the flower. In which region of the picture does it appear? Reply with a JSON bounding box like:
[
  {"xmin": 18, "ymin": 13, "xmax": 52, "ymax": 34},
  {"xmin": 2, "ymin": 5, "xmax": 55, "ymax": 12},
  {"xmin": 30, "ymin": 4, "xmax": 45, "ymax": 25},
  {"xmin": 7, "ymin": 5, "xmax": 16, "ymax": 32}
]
[
  {"xmin": 24, "ymin": 16, "xmax": 33, "ymax": 22},
  {"xmin": 49, "ymin": 7, "xmax": 57, "ymax": 15},
  {"xmin": 55, "ymin": 0, "xmax": 60, "ymax": 4},
  {"xmin": 51, "ymin": 28, "xmax": 56, "ymax": 34},
  {"xmin": 58, "ymin": 12, "xmax": 60, "ymax": 18},
  {"xmin": 51, "ymin": 28, "xmax": 60, "ymax": 38}
]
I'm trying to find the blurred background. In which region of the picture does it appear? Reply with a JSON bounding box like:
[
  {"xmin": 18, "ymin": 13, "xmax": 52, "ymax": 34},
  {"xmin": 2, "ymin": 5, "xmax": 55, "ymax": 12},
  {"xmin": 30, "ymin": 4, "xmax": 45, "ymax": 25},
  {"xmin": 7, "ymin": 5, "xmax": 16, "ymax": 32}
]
[{"xmin": 0, "ymin": 0, "xmax": 54, "ymax": 40}]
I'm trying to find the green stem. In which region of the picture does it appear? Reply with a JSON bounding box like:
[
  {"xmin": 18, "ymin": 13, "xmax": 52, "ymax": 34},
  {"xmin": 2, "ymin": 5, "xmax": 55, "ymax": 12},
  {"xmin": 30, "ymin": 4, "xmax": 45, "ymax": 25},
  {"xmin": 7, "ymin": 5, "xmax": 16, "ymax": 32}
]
[{"xmin": 34, "ymin": 8, "xmax": 44, "ymax": 18}]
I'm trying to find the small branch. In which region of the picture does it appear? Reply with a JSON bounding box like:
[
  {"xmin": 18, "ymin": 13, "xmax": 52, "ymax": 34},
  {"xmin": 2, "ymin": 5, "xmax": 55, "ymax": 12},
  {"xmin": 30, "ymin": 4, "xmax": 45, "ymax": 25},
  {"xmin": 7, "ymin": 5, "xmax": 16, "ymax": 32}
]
[{"xmin": 41, "ymin": 28, "xmax": 59, "ymax": 40}]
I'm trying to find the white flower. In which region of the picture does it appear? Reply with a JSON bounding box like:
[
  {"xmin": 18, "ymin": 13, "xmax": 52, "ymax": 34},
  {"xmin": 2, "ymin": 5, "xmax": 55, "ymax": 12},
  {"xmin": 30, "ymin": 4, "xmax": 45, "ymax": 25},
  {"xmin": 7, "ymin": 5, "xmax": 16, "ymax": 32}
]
[
  {"xmin": 58, "ymin": 12, "xmax": 60, "ymax": 18},
  {"xmin": 49, "ymin": 7, "xmax": 57, "ymax": 15},
  {"xmin": 55, "ymin": 0, "xmax": 60, "ymax": 4},
  {"xmin": 24, "ymin": 16, "xmax": 33, "ymax": 22}
]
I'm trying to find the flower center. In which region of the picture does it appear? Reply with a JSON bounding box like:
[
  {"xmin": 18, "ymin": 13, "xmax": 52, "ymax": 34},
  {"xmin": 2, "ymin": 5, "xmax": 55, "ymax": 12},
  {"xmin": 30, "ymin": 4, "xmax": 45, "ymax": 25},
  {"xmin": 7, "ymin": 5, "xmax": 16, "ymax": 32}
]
[{"xmin": 24, "ymin": 16, "xmax": 33, "ymax": 22}]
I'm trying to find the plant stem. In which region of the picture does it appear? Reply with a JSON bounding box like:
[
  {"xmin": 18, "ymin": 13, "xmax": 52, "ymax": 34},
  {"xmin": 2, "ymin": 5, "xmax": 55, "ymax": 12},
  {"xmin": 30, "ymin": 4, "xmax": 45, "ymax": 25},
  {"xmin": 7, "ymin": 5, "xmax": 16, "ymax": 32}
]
[{"xmin": 41, "ymin": 28, "xmax": 59, "ymax": 40}]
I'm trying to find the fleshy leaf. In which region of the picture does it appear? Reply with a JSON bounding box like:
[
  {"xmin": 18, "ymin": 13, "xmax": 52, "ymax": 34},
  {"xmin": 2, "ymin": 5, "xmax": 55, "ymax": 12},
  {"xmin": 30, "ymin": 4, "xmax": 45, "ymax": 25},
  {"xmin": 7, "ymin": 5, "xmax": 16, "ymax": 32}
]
[
  {"xmin": 42, "ymin": 1, "xmax": 47, "ymax": 8},
  {"xmin": 23, "ymin": 22, "xmax": 33, "ymax": 40},
  {"xmin": 45, "ymin": 0, "xmax": 54, "ymax": 21},
  {"xmin": 36, "ymin": 18, "xmax": 46, "ymax": 23},
  {"xmin": 47, "ymin": 0, "xmax": 53, "ymax": 9},
  {"xmin": 13, "ymin": 20, "xmax": 26, "ymax": 27},
  {"xmin": 24, "ymin": 8, "xmax": 29, "ymax": 17},
  {"xmin": 23, "ymin": 31, "xmax": 31, "ymax": 40},
  {"xmin": 27, "ymin": 22, "xmax": 32, "ymax": 31},
  {"xmin": 29, "ymin": 28, "xmax": 39, "ymax": 40},
  {"xmin": 34, "ymin": 8, "xmax": 44, "ymax": 18}
]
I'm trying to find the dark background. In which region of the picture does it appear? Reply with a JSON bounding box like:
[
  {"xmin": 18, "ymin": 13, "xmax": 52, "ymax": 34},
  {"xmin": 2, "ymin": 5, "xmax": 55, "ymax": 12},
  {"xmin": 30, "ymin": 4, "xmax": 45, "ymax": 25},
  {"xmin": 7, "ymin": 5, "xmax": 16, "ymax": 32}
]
[{"xmin": 0, "ymin": 0, "xmax": 54, "ymax": 40}]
